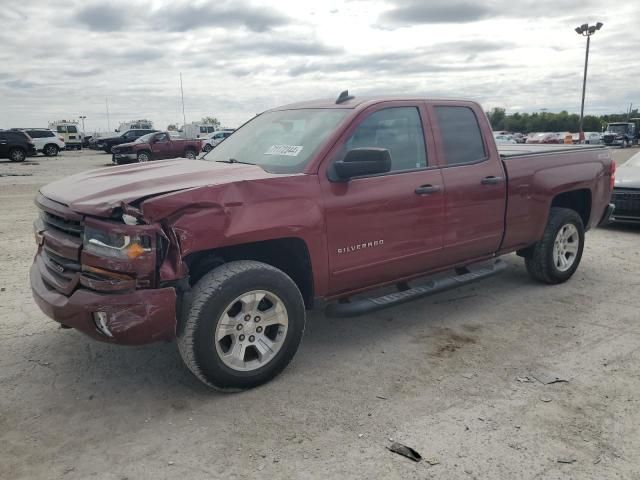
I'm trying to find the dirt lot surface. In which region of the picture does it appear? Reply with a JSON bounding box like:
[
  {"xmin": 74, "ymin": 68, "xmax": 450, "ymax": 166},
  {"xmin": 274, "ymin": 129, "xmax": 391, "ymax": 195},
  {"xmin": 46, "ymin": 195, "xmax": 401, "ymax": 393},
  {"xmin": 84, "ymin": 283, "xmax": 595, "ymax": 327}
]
[{"xmin": 1, "ymin": 148, "xmax": 639, "ymax": 479}]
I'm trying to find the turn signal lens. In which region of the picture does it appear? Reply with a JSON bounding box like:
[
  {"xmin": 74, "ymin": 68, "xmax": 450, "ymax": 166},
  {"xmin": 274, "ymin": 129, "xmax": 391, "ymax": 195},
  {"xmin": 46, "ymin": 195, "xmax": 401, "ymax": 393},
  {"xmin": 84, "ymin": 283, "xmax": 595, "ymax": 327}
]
[
  {"xmin": 610, "ymin": 160, "xmax": 616, "ymax": 190},
  {"xmin": 126, "ymin": 242, "xmax": 147, "ymax": 259}
]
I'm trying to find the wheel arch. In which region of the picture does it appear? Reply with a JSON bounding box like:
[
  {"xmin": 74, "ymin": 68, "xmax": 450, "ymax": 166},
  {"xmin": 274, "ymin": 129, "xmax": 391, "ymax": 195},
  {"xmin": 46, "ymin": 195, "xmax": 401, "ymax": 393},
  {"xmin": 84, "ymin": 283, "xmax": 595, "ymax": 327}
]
[
  {"xmin": 184, "ymin": 237, "xmax": 314, "ymax": 308},
  {"xmin": 550, "ymin": 189, "xmax": 592, "ymax": 228}
]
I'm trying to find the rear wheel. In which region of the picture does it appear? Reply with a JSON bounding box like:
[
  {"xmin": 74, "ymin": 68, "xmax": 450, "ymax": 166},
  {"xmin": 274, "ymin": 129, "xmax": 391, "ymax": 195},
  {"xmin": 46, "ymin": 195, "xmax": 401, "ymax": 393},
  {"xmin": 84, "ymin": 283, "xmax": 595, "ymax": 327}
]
[
  {"xmin": 9, "ymin": 148, "xmax": 26, "ymax": 162},
  {"xmin": 177, "ymin": 261, "xmax": 305, "ymax": 391},
  {"xmin": 525, "ymin": 207, "xmax": 584, "ymax": 284},
  {"xmin": 184, "ymin": 149, "xmax": 196, "ymax": 160},
  {"xmin": 43, "ymin": 144, "xmax": 59, "ymax": 156}
]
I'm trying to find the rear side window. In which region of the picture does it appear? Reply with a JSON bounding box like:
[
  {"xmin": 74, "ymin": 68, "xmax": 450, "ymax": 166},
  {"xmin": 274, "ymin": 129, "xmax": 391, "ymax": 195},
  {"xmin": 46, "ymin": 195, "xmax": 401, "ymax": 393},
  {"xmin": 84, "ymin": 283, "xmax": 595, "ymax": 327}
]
[
  {"xmin": 67, "ymin": 125, "xmax": 78, "ymax": 133},
  {"xmin": 435, "ymin": 106, "xmax": 486, "ymax": 166},
  {"xmin": 345, "ymin": 107, "xmax": 428, "ymax": 172},
  {"xmin": 56, "ymin": 126, "xmax": 66, "ymax": 133}
]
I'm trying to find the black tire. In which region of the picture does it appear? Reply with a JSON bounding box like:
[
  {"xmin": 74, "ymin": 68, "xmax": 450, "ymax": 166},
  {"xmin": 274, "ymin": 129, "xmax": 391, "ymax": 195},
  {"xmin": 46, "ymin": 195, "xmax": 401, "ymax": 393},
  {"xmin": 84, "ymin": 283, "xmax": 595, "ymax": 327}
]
[
  {"xmin": 184, "ymin": 149, "xmax": 196, "ymax": 160},
  {"xmin": 43, "ymin": 144, "xmax": 59, "ymax": 157},
  {"xmin": 9, "ymin": 148, "xmax": 26, "ymax": 162},
  {"xmin": 177, "ymin": 260, "xmax": 306, "ymax": 391},
  {"xmin": 103, "ymin": 146, "xmax": 111, "ymax": 153},
  {"xmin": 524, "ymin": 207, "xmax": 585, "ymax": 284},
  {"xmin": 137, "ymin": 151, "xmax": 151, "ymax": 163},
  {"xmin": 203, "ymin": 144, "xmax": 213, "ymax": 153}
]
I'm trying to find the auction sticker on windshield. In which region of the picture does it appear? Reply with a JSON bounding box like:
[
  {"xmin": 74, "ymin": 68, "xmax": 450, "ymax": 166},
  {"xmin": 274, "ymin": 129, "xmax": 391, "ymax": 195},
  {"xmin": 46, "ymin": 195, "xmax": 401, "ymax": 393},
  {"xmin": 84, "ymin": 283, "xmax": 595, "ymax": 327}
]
[{"xmin": 265, "ymin": 145, "xmax": 304, "ymax": 156}]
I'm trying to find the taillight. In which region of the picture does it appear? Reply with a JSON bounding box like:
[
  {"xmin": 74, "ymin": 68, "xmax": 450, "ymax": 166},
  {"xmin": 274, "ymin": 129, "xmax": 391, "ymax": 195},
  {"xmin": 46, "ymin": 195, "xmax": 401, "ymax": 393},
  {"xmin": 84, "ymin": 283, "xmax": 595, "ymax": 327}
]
[
  {"xmin": 610, "ymin": 160, "xmax": 616, "ymax": 190},
  {"xmin": 59, "ymin": 137, "xmax": 64, "ymax": 142}
]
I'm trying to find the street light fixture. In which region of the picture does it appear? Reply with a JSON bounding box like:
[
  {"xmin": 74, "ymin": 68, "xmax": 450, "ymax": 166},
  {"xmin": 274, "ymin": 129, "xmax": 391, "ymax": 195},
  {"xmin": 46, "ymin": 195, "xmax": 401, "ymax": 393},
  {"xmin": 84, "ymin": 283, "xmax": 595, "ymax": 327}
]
[{"xmin": 575, "ymin": 22, "xmax": 603, "ymax": 141}]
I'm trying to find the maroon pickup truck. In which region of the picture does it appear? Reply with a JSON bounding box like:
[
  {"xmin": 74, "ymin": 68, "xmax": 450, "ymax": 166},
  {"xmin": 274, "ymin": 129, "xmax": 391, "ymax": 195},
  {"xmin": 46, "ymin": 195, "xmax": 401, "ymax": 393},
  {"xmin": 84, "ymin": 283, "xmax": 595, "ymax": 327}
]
[
  {"xmin": 111, "ymin": 131, "xmax": 200, "ymax": 164},
  {"xmin": 31, "ymin": 93, "xmax": 615, "ymax": 391}
]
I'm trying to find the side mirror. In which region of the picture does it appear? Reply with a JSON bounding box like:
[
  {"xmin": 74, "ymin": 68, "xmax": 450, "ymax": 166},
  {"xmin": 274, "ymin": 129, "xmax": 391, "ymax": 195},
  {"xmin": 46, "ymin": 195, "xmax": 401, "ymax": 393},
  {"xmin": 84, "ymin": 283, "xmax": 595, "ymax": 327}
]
[{"xmin": 333, "ymin": 148, "xmax": 391, "ymax": 180}]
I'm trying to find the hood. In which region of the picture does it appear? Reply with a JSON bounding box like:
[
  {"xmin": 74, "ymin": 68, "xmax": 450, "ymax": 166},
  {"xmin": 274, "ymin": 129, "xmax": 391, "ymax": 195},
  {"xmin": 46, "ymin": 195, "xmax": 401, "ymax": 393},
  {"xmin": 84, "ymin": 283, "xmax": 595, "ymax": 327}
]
[
  {"xmin": 112, "ymin": 141, "xmax": 138, "ymax": 149},
  {"xmin": 615, "ymin": 153, "xmax": 640, "ymax": 188},
  {"xmin": 40, "ymin": 159, "xmax": 282, "ymax": 217}
]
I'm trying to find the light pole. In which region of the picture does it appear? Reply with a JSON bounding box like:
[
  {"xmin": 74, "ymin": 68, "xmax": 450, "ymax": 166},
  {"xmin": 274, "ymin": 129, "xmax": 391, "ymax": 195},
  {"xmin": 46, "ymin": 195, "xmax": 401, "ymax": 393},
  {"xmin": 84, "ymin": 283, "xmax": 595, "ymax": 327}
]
[
  {"xmin": 575, "ymin": 22, "xmax": 603, "ymax": 141},
  {"xmin": 79, "ymin": 115, "xmax": 86, "ymax": 150}
]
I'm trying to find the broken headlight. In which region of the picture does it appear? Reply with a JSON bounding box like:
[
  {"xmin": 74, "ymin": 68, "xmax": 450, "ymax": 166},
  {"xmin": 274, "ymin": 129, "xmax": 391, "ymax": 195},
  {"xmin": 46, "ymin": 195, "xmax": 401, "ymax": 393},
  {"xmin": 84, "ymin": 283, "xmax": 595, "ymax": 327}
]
[{"xmin": 83, "ymin": 226, "xmax": 152, "ymax": 259}]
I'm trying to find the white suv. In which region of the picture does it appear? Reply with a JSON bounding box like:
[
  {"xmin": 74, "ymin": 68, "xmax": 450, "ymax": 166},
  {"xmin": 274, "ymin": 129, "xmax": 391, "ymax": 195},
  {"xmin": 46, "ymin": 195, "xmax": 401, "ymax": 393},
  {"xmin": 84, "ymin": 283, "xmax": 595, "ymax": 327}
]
[
  {"xmin": 22, "ymin": 129, "xmax": 65, "ymax": 156},
  {"xmin": 201, "ymin": 130, "xmax": 234, "ymax": 152}
]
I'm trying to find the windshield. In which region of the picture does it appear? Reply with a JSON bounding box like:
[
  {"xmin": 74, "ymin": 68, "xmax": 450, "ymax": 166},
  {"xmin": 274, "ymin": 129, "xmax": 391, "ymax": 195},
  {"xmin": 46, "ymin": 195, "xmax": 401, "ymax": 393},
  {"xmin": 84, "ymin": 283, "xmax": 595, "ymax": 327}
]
[
  {"xmin": 135, "ymin": 133, "xmax": 156, "ymax": 143},
  {"xmin": 607, "ymin": 124, "xmax": 629, "ymax": 134},
  {"xmin": 204, "ymin": 108, "xmax": 349, "ymax": 173}
]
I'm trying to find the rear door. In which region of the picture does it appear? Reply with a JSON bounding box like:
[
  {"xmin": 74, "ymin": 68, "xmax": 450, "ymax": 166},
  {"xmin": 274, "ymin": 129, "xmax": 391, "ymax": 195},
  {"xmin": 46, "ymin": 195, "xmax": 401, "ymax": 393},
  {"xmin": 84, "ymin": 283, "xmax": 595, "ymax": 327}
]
[
  {"xmin": 320, "ymin": 102, "xmax": 445, "ymax": 295},
  {"xmin": 428, "ymin": 102, "xmax": 506, "ymax": 263}
]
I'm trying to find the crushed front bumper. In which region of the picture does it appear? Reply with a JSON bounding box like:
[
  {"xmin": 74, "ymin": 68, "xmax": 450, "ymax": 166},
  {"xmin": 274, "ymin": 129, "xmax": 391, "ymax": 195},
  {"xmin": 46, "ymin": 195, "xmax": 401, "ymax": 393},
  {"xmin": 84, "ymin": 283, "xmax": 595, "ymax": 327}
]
[
  {"xmin": 113, "ymin": 153, "xmax": 137, "ymax": 164},
  {"xmin": 30, "ymin": 262, "xmax": 177, "ymax": 345}
]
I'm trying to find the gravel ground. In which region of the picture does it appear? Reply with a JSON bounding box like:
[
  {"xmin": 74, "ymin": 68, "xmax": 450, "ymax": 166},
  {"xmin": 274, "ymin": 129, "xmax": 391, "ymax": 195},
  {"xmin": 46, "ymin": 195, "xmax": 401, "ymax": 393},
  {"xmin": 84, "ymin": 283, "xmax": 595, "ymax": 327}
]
[{"xmin": 1, "ymin": 148, "xmax": 639, "ymax": 480}]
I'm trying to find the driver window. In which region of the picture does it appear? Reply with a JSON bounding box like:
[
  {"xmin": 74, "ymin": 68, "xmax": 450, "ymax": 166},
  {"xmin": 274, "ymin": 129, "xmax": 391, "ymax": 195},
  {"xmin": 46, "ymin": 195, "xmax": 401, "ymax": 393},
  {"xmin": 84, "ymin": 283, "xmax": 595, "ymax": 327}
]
[
  {"xmin": 155, "ymin": 133, "xmax": 168, "ymax": 142},
  {"xmin": 345, "ymin": 107, "xmax": 427, "ymax": 172}
]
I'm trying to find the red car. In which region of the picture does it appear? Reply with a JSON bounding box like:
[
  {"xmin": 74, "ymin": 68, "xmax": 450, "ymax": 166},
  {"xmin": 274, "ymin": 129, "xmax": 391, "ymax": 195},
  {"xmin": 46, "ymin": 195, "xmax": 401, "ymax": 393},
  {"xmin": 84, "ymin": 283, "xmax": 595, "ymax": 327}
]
[
  {"xmin": 31, "ymin": 94, "xmax": 615, "ymax": 390},
  {"xmin": 526, "ymin": 132, "xmax": 561, "ymax": 144},
  {"xmin": 111, "ymin": 131, "xmax": 201, "ymax": 164}
]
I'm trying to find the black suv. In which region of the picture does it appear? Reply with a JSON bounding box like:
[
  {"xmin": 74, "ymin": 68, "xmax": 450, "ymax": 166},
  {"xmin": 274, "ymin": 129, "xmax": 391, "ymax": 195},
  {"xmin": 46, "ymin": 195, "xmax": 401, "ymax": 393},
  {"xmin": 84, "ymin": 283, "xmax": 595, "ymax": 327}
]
[
  {"xmin": 0, "ymin": 130, "xmax": 37, "ymax": 162},
  {"xmin": 92, "ymin": 129, "xmax": 159, "ymax": 153}
]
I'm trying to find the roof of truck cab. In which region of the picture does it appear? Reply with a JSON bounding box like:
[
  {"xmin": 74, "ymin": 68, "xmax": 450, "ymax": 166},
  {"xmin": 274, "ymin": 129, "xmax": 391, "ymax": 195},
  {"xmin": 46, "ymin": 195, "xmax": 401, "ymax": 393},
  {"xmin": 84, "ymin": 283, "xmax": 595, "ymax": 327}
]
[{"xmin": 269, "ymin": 96, "xmax": 477, "ymax": 111}]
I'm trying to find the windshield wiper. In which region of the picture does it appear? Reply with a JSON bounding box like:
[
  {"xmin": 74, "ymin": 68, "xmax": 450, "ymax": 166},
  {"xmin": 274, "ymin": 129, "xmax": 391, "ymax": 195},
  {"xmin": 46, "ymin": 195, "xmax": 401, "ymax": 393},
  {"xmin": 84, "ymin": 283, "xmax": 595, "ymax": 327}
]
[{"xmin": 215, "ymin": 158, "xmax": 255, "ymax": 165}]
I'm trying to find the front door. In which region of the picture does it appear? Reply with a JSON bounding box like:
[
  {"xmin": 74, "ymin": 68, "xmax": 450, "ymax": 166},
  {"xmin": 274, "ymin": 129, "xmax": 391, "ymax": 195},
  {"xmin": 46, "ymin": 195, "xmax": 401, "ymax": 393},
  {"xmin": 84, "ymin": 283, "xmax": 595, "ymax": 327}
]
[
  {"xmin": 150, "ymin": 133, "xmax": 171, "ymax": 159},
  {"xmin": 320, "ymin": 103, "xmax": 445, "ymax": 295}
]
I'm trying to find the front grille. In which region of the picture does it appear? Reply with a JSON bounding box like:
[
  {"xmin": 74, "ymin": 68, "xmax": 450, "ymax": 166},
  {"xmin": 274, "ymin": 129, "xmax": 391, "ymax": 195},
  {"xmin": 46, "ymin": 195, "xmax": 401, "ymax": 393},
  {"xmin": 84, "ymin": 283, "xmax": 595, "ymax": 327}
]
[
  {"xmin": 612, "ymin": 188, "xmax": 640, "ymax": 216},
  {"xmin": 42, "ymin": 211, "xmax": 83, "ymax": 237}
]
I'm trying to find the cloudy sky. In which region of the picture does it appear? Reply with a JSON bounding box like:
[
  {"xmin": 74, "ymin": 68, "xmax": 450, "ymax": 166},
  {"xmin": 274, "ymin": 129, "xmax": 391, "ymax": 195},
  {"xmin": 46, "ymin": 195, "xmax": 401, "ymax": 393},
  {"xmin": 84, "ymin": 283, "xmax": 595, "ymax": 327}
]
[{"xmin": 1, "ymin": 0, "xmax": 638, "ymax": 133}]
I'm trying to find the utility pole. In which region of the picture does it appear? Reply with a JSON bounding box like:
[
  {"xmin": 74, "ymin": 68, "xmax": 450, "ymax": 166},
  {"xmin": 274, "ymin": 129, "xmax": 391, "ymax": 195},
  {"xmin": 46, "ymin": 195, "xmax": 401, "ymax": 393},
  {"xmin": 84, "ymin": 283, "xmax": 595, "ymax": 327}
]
[
  {"xmin": 575, "ymin": 22, "xmax": 603, "ymax": 142},
  {"xmin": 180, "ymin": 73, "xmax": 187, "ymax": 128},
  {"xmin": 79, "ymin": 115, "xmax": 86, "ymax": 150}
]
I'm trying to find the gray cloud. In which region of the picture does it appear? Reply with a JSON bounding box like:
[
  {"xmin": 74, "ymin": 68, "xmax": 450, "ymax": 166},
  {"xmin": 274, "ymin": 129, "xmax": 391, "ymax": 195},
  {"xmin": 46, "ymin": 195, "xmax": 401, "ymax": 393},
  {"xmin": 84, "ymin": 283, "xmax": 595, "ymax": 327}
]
[
  {"xmin": 378, "ymin": 0, "xmax": 602, "ymax": 27},
  {"xmin": 5, "ymin": 79, "xmax": 38, "ymax": 90},
  {"xmin": 156, "ymin": 1, "xmax": 289, "ymax": 32},
  {"xmin": 382, "ymin": 2, "xmax": 491, "ymax": 25},
  {"xmin": 287, "ymin": 41, "xmax": 517, "ymax": 77},
  {"xmin": 73, "ymin": 3, "xmax": 132, "ymax": 32},
  {"xmin": 232, "ymin": 37, "xmax": 343, "ymax": 56},
  {"xmin": 81, "ymin": 47, "xmax": 166, "ymax": 64},
  {"xmin": 64, "ymin": 68, "xmax": 104, "ymax": 77}
]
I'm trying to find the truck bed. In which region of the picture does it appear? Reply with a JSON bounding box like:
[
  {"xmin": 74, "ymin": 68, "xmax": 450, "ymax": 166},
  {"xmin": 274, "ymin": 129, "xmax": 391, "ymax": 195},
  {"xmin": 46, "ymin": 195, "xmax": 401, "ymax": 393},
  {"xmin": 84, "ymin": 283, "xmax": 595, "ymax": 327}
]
[{"xmin": 499, "ymin": 144, "xmax": 606, "ymax": 158}]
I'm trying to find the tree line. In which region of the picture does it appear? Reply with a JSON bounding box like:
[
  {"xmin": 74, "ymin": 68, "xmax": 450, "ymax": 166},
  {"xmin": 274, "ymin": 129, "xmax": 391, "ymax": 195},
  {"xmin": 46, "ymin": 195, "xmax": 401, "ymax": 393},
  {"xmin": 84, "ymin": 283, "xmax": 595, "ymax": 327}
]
[{"xmin": 486, "ymin": 108, "xmax": 639, "ymax": 133}]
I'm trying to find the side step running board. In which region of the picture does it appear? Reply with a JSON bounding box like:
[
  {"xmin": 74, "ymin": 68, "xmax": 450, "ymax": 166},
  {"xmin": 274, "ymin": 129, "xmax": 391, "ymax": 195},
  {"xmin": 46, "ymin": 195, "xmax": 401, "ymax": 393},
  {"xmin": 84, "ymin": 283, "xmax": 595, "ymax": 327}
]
[{"xmin": 325, "ymin": 259, "xmax": 507, "ymax": 318}]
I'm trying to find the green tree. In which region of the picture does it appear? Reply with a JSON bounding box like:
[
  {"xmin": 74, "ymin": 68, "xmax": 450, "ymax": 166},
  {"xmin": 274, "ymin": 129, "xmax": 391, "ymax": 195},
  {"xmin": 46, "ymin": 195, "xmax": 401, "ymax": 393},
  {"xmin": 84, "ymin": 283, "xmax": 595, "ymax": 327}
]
[
  {"xmin": 201, "ymin": 116, "xmax": 221, "ymax": 128},
  {"xmin": 487, "ymin": 108, "xmax": 506, "ymax": 130}
]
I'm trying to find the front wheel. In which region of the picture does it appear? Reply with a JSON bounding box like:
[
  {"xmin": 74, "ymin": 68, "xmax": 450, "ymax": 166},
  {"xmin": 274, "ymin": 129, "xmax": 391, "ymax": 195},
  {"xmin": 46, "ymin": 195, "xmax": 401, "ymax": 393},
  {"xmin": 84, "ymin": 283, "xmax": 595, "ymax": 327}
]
[
  {"xmin": 9, "ymin": 148, "xmax": 26, "ymax": 162},
  {"xmin": 203, "ymin": 144, "xmax": 213, "ymax": 153},
  {"xmin": 137, "ymin": 151, "xmax": 151, "ymax": 163},
  {"xmin": 525, "ymin": 207, "xmax": 585, "ymax": 284},
  {"xmin": 177, "ymin": 261, "xmax": 306, "ymax": 391}
]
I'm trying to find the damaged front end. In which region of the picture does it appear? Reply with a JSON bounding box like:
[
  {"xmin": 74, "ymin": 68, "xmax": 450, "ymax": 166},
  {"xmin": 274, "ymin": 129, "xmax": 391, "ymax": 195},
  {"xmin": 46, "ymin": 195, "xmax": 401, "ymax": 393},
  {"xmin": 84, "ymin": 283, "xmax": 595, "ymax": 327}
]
[{"xmin": 30, "ymin": 193, "xmax": 186, "ymax": 345}]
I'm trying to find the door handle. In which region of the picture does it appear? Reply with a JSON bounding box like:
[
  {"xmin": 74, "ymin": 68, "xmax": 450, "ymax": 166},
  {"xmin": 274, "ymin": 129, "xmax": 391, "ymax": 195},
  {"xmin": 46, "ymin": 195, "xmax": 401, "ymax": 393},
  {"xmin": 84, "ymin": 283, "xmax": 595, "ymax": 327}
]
[
  {"xmin": 415, "ymin": 184, "xmax": 441, "ymax": 195},
  {"xmin": 481, "ymin": 176, "xmax": 504, "ymax": 185}
]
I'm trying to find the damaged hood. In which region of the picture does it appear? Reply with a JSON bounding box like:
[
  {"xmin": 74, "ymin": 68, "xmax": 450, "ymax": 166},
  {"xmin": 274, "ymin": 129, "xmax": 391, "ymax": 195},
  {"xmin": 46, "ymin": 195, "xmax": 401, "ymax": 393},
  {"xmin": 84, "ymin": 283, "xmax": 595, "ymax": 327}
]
[{"xmin": 40, "ymin": 159, "xmax": 282, "ymax": 217}]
